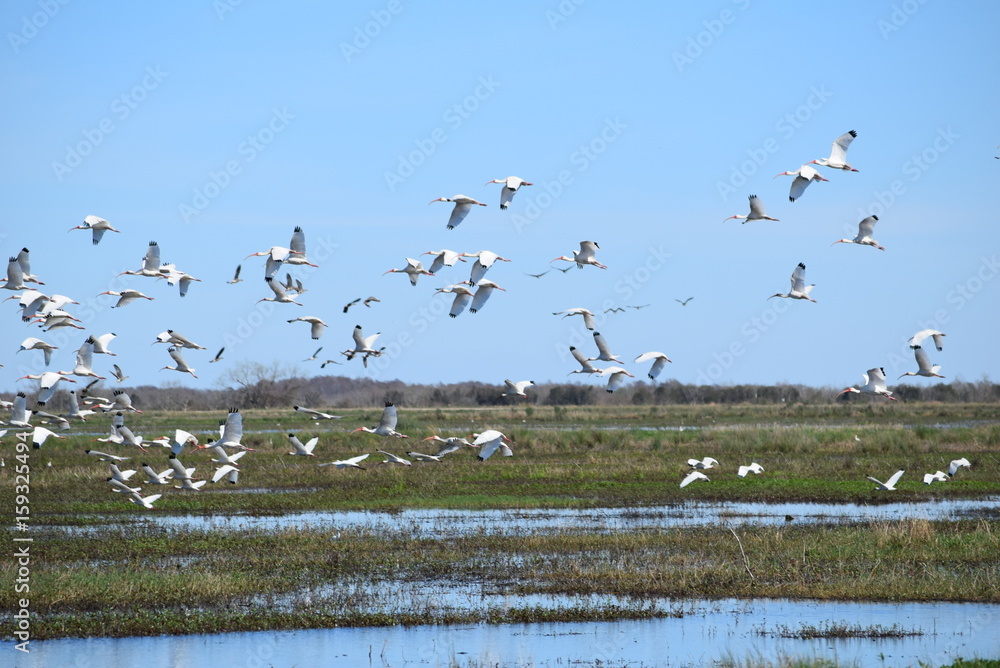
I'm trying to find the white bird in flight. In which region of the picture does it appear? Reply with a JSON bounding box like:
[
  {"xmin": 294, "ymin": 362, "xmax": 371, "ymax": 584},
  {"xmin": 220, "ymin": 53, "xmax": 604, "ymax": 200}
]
[
  {"xmin": 688, "ymin": 457, "xmax": 719, "ymax": 470},
  {"xmin": 737, "ymin": 463, "xmax": 765, "ymax": 477},
  {"xmin": 810, "ymin": 130, "xmax": 859, "ymax": 172},
  {"xmin": 769, "ymin": 263, "xmax": 816, "ymax": 303},
  {"xmin": 18, "ymin": 337, "xmax": 58, "ymax": 366},
  {"xmin": 376, "ymin": 449, "xmax": 413, "ymax": 467},
  {"xmin": 383, "ymin": 258, "xmax": 434, "ymax": 286},
  {"xmin": 287, "ymin": 316, "xmax": 328, "ymax": 340},
  {"xmin": 568, "ymin": 346, "xmax": 603, "ymax": 376},
  {"xmin": 294, "ymin": 405, "xmax": 343, "ymax": 420},
  {"xmin": 838, "ymin": 367, "xmax": 897, "ymax": 401},
  {"xmin": 118, "ymin": 241, "xmax": 163, "ymax": 278},
  {"xmin": 867, "ymin": 469, "xmax": 904, "ymax": 490},
  {"xmin": 500, "ymin": 379, "xmax": 535, "ymax": 399},
  {"xmin": 422, "ymin": 249, "xmax": 466, "ymax": 274},
  {"xmin": 258, "ymin": 277, "xmax": 303, "ymax": 305},
  {"xmin": 485, "ymin": 176, "xmax": 532, "ymax": 210},
  {"xmin": 17, "ymin": 371, "xmax": 76, "ymax": 406},
  {"xmin": 587, "ymin": 332, "xmax": 622, "ymax": 363},
  {"xmin": 460, "ymin": 250, "xmax": 511, "ymax": 284},
  {"xmin": 69, "ymin": 215, "xmax": 121, "ymax": 245},
  {"xmin": 680, "ymin": 471, "xmax": 709, "ymax": 488},
  {"xmin": 553, "ymin": 307, "xmax": 597, "ymax": 331},
  {"xmin": 285, "ymin": 226, "xmax": 318, "ymax": 267},
  {"xmin": 436, "ymin": 284, "xmax": 475, "ymax": 318},
  {"xmin": 352, "ymin": 402, "xmax": 408, "ymax": 438},
  {"xmin": 98, "ymin": 290, "xmax": 154, "ymax": 308},
  {"xmin": 723, "ymin": 194, "xmax": 779, "ymax": 223},
  {"xmin": 923, "ymin": 471, "xmax": 948, "ymax": 485},
  {"xmin": 774, "ymin": 164, "xmax": 829, "ymax": 202},
  {"xmin": 898, "ymin": 346, "xmax": 945, "ymax": 380},
  {"xmin": 318, "ymin": 453, "xmax": 370, "ymax": 470},
  {"xmin": 947, "ymin": 458, "xmax": 971, "ymax": 477},
  {"xmin": 634, "ymin": 352, "xmax": 672, "ymax": 380},
  {"xmin": 161, "ymin": 346, "xmax": 197, "ymax": 379},
  {"xmin": 342, "ymin": 325, "xmax": 384, "ymax": 366},
  {"xmin": 832, "ymin": 215, "xmax": 884, "ymax": 251},
  {"xmin": 429, "ymin": 195, "xmax": 488, "ymax": 229},
  {"xmin": 599, "ymin": 366, "xmax": 634, "ymax": 393},
  {"xmin": 473, "ymin": 430, "xmax": 513, "ymax": 461},
  {"xmin": 908, "ymin": 329, "xmax": 946, "ymax": 352},
  {"xmin": 552, "ymin": 241, "xmax": 606, "ymax": 270},
  {"xmin": 469, "ymin": 279, "xmax": 505, "ymax": 314}
]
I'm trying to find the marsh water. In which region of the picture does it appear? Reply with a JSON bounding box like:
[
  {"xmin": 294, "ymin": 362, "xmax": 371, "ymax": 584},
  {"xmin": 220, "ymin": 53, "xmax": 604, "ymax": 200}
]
[
  {"xmin": 54, "ymin": 497, "xmax": 1000, "ymax": 536},
  {"xmin": 16, "ymin": 598, "xmax": 999, "ymax": 667}
]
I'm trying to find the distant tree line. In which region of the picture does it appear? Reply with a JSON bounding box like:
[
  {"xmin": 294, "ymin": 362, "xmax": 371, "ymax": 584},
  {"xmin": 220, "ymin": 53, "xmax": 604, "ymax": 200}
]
[{"xmin": 20, "ymin": 362, "xmax": 1000, "ymax": 412}]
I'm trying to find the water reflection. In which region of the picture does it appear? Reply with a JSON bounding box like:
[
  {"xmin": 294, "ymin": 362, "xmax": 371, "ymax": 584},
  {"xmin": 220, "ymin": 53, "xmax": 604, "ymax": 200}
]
[{"xmin": 20, "ymin": 599, "xmax": 998, "ymax": 668}]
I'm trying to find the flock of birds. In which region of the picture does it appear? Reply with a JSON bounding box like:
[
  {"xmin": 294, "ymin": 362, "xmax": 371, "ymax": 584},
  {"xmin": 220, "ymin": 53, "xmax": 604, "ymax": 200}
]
[{"xmin": 0, "ymin": 135, "xmax": 969, "ymax": 509}]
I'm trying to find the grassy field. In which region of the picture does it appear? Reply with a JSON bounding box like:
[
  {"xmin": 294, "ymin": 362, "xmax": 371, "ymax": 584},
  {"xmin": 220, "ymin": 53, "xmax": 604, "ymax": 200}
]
[{"xmin": 1, "ymin": 402, "xmax": 998, "ymax": 639}]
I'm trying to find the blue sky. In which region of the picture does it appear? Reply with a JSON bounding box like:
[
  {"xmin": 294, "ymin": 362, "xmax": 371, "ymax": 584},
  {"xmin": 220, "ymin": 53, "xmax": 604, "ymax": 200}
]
[{"xmin": 3, "ymin": 1, "xmax": 998, "ymax": 395}]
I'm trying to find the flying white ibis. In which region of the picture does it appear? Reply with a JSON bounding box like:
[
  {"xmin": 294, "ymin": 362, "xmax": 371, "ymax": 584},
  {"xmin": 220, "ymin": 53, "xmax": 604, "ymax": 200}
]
[
  {"xmin": 898, "ymin": 346, "xmax": 945, "ymax": 380},
  {"xmin": 429, "ymin": 195, "xmax": 488, "ymax": 229},
  {"xmin": 406, "ymin": 451, "xmax": 443, "ymax": 463},
  {"xmin": 460, "ymin": 250, "xmax": 511, "ymax": 284},
  {"xmin": 810, "ymin": 130, "xmax": 859, "ymax": 172},
  {"xmin": 500, "ymin": 379, "xmax": 535, "ymax": 399},
  {"xmin": 318, "ymin": 453, "xmax": 370, "ymax": 470},
  {"xmin": 688, "ymin": 457, "xmax": 719, "ymax": 470},
  {"xmin": 245, "ymin": 245, "xmax": 299, "ymax": 278},
  {"xmin": 6, "ymin": 393, "xmax": 31, "ymax": 428},
  {"xmin": 98, "ymin": 290, "xmax": 154, "ymax": 308},
  {"xmin": 680, "ymin": 471, "xmax": 710, "ymax": 488},
  {"xmin": 832, "ymin": 215, "xmax": 884, "ymax": 250},
  {"xmin": 769, "ymin": 262, "xmax": 816, "ymax": 302},
  {"xmin": 599, "ymin": 366, "xmax": 634, "ymax": 393},
  {"xmin": 108, "ymin": 462, "xmax": 137, "ymax": 483},
  {"xmin": 485, "ymin": 176, "xmax": 532, "ymax": 210},
  {"xmin": 18, "ymin": 337, "xmax": 58, "ymax": 366},
  {"xmin": 15, "ymin": 248, "xmax": 44, "ymax": 285},
  {"xmin": 838, "ymin": 367, "xmax": 897, "ymax": 401},
  {"xmin": 634, "ymin": 352, "xmax": 672, "ymax": 380},
  {"xmin": 421, "ymin": 435, "xmax": 477, "ymax": 456},
  {"xmin": 737, "ymin": 463, "xmax": 765, "ymax": 477},
  {"xmin": 908, "ymin": 329, "xmax": 946, "ymax": 351},
  {"xmin": 723, "ymin": 194, "xmax": 779, "ymax": 223},
  {"xmin": 158, "ymin": 265, "xmax": 201, "ymax": 297},
  {"xmin": 3, "ymin": 256, "xmax": 27, "ymax": 291},
  {"xmin": 227, "ymin": 264, "xmax": 244, "ymax": 284},
  {"xmin": 28, "ymin": 426, "xmax": 65, "ymax": 449},
  {"xmin": 867, "ymin": 469, "xmax": 904, "ymax": 490},
  {"xmin": 207, "ymin": 445, "xmax": 246, "ymax": 467},
  {"xmin": 552, "ymin": 241, "xmax": 607, "ymax": 270},
  {"xmin": 947, "ymin": 458, "xmax": 971, "ymax": 477},
  {"xmin": 568, "ymin": 346, "xmax": 603, "ymax": 375},
  {"xmin": 294, "ymin": 405, "xmax": 343, "ymax": 420},
  {"xmin": 152, "ymin": 330, "xmax": 206, "ymax": 350},
  {"xmin": 376, "ymin": 449, "xmax": 413, "ymax": 466},
  {"xmin": 86, "ymin": 449, "xmax": 131, "ymax": 462},
  {"xmin": 774, "ymin": 164, "xmax": 829, "ymax": 202},
  {"xmin": 211, "ymin": 408, "xmax": 248, "ymax": 450},
  {"xmin": 436, "ymin": 284, "xmax": 475, "ymax": 318},
  {"xmin": 210, "ymin": 464, "xmax": 239, "ymax": 484},
  {"xmin": 118, "ymin": 241, "xmax": 163, "ymax": 278},
  {"xmin": 923, "ymin": 471, "xmax": 948, "ymax": 485},
  {"xmin": 69, "ymin": 215, "xmax": 120, "ymax": 245},
  {"xmin": 71, "ymin": 337, "xmax": 106, "ymax": 379},
  {"xmin": 472, "ymin": 430, "xmax": 513, "ymax": 461},
  {"xmin": 287, "ymin": 316, "xmax": 329, "ymax": 339},
  {"xmin": 342, "ymin": 325, "xmax": 384, "ymax": 366},
  {"xmin": 587, "ymin": 332, "xmax": 623, "ymax": 363},
  {"xmin": 258, "ymin": 277, "xmax": 303, "ymax": 305},
  {"xmin": 469, "ymin": 279, "xmax": 505, "ymax": 313},
  {"xmin": 285, "ymin": 226, "xmax": 318, "ymax": 267},
  {"xmin": 91, "ymin": 332, "xmax": 117, "ymax": 356},
  {"xmin": 553, "ymin": 307, "xmax": 597, "ymax": 331},
  {"xmin": 18, "ymin": 371, "xmax": 76, "ymax": 405},
  {"xmin": 353, "ymin": 402, "xmax": 408, "ymax": 438},
  {"xmin": 161, "ymin": 346, "xmax": 197, "ymax": 379},
  {"xmin": 288, "ymin": 433, "xmax": 319, "ymax": 457},
  {"xmin": 383, "ymin": 258, "xmax": 434, "ymax": 286},
  {"xmin": 420, "ymin": 249, "xmax": 466, "ymax": 275}
]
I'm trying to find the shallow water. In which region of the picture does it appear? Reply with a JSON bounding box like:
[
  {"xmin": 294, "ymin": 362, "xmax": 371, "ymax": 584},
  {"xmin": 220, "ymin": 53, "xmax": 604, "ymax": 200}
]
[
  {"xmin": 16, "ymin": 598, "xmax": 999, "ymax": 668},
  {"xmin": 53, "ymin": 497, "xmax": 1000, "ymax": 537}
]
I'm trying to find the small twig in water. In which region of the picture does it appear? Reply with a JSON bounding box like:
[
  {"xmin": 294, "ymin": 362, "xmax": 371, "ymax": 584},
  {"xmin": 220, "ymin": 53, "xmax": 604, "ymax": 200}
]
[{"xmin": 728, "ymin": 526, "xmax": 755, "ymax": 580}]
